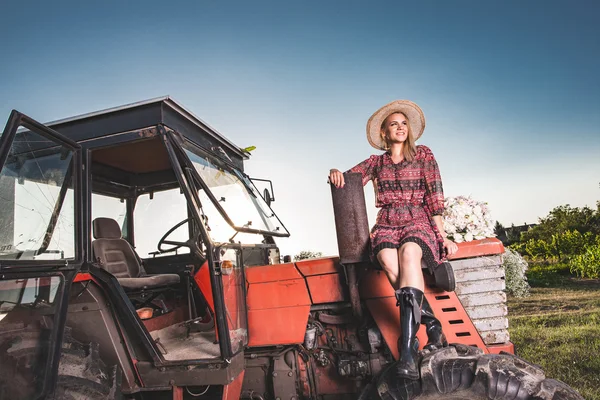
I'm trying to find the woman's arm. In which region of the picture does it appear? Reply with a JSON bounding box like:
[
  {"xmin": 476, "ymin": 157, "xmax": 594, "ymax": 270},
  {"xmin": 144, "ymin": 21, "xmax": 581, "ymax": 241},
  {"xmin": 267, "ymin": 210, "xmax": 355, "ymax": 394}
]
[
  {"xmin": 421, "ymin": 146, "xmax": 458, "ymax": 257},
  {"xmin": 329, "ymin": 169, "xmax": 345, "ymax": 188},
  {"xmin": 329, "ymin": 155, "xmax": 378, "ymax": 188},
  {"xmin": 432, "ymin": 215, "xmax": 458, "ymax": 256}
]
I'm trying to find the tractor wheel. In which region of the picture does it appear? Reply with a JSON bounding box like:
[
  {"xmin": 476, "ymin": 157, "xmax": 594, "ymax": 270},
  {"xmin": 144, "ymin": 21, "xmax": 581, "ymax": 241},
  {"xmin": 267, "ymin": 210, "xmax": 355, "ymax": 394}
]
[
  {"xmin": 0, "ymin": 327, "xmax": 121, "ymax": 400},
  {"xmin": 0, "ymin": 329, "xmax": 50, "ymax": 400},
  {"xmin": 373, "ymin": 344, "xmax": 584, "ymax": 400},
  {"xmin": 48, "ymin": 328, "xmax": 122, "ymax": 400},
  {"xmin": 0, "ymin": 350, "xmax": 33, "ymax": 400}
]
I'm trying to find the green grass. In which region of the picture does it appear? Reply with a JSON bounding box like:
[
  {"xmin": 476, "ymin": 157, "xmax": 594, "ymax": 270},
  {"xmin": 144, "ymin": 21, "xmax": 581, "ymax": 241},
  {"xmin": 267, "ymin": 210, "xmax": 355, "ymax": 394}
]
[
  {"xmin": 508, "ymin": 281, "xmax": 600, "ymax": 399},
  {"xmin": 526, "ymin": 261, "xmax": 573, "ymax": 287}
]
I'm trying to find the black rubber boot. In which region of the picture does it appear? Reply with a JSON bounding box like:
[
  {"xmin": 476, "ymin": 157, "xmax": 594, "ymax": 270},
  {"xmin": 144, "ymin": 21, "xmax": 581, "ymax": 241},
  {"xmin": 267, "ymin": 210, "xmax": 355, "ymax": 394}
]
[
  {"xmin": 432, "ymin": 261, "xmax": 456, "ymax": 292},
  {"xmin": 395, "ymin": 287, "xmax": 424, "ymax": 380},
  {"xmin": 421, "ymin": 297, "xmax": 448, "ymax": 351}
]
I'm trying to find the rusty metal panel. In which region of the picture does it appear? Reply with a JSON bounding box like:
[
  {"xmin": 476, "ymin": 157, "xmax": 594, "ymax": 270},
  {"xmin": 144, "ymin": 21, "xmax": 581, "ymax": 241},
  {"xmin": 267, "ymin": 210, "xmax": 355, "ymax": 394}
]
[
  {"xmin": 447, "ymin": 238, "xmax": 504, "ymax": 260},
  {"xmin": 305, "ymin": 274, "xmax": 347, "ymax": 303},
  {"xmin": 365, "ymin": 293, "xmax": 489, "ymax": 360},
  {"xmin": 223, "ymin": 370, "xmax": 245, "ymax": 400},
  {"xmin": 295, "ymin": 256, "xmax": 342, "ymax": 276},
  {"xmin": 245, "ymin": 263, "xmax": 303, "ymax": 283},
  {"xmin": 330, "ymin": 172, "xmax": 370, "ymax": 264},
  {"xmin": 487, "ymin": 342, "xmax": 515, "ymax": 354},
  {"xmin": 247, "ymin": 280, "xmax": 311, "ymax": 310},
  {"xmin": 247, "ymin": 306, "xmax": 310, "ymax": 346}
]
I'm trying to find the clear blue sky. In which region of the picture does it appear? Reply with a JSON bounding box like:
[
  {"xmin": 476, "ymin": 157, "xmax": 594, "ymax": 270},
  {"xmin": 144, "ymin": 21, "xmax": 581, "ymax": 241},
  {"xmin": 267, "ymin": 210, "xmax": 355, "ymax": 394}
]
[{"xmin": 1, "ymin": 0, "xmax": 599, "ymax": 257}]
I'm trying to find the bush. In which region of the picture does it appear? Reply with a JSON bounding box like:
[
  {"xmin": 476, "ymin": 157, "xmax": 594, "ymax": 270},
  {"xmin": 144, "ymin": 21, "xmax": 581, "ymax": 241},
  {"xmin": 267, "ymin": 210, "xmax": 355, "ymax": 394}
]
[
  {"xmin": 516, "ymin": 230, "xmax": 596, "ymax": 262},
  {"xmin": 527, "ymin": 262, "xmax": 572, "ymax": 287},
  {"xmin": 502, "ymin": 248, "xmax": 530, "ymax": 297},
  {"xmin": 569, "ymin": 243, "xmax": 600, "ymax": 279}
]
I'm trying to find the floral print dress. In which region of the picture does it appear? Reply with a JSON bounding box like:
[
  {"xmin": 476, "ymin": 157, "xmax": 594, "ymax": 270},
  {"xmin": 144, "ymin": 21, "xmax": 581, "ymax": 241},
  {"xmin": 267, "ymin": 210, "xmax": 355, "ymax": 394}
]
[{"xmin": 347, "ymin": 145, "xmax": 446, "ymax": 269}]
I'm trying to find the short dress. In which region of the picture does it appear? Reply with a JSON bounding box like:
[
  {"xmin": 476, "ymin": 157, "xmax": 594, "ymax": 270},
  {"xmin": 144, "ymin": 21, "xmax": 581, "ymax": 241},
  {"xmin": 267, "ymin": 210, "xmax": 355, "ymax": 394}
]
[{"xmin": 347, "ymin": 145, "xmax": 446, "ymax": 269}]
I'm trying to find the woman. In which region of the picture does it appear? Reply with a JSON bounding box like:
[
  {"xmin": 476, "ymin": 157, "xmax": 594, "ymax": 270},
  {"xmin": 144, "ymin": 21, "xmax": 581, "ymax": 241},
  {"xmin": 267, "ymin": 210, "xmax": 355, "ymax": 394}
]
[{"xmin": 329, "ymin": 100, "xmax": 458, "ymax": 381}]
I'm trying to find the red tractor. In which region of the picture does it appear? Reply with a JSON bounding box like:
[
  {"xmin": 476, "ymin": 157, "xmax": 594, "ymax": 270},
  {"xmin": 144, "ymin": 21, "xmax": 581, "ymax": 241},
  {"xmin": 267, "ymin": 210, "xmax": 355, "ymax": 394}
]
[{"xmin": 0, "ymin": 98, "xmax": 582, "ymax": 399}]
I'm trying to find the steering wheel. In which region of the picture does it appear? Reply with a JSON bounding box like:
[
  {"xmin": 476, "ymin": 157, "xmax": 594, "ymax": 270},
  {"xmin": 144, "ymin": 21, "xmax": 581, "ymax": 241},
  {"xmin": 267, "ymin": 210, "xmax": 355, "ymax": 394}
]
[{"xmin": 157, "ymin": 218, "xmax": 191, "ymax": 254}]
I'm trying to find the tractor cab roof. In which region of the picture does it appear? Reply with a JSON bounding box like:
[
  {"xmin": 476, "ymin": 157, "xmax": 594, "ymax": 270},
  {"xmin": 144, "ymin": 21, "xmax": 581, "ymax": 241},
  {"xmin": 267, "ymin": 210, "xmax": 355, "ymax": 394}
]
[{"xmin": 38, "ymin": 96, "xmax": 249, "ymax": 171}]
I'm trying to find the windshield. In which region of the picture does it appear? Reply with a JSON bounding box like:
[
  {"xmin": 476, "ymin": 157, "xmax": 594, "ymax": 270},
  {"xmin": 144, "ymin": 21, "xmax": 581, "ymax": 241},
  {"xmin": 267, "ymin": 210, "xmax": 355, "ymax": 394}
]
[
  {"xmin": 0, "ymin": 128, "xmax": 76, "ymax": 261},
  {"xmin": 181, "ymin": 141, "xmax": 289, "ymax": 237}
]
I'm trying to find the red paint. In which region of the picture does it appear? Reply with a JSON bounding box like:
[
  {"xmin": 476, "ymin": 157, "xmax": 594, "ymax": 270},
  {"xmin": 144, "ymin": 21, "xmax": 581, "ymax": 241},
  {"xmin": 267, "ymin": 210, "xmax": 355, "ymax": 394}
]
[
  {"xmin": 358, "ymin": 269, "xmax": 395, "ymax": 299},
  {"xmin": 142, "ymin": 306, "xmax": 186, "ymax": 332},
  {"xmin": 247, "ymin": 306, "xmax": 311, "ymax": 346},
  {"xmin": 194, "ymin": 261, "xmax": 214, "ymax": 313},
  {"xmin": 246, "ymin": 273, "xmax": 311, "ymax": 346},
  {"xmin": 295, "ymin": 256, "xmax": 341, "ymax": 276},
  {"xmin": 247, "ymin": 280, "xmax": 311, "ymax": 310},
  {"xmin": 222, "ymin": 371, "xmax": 245, "ymax": 400},
  {"xmin": 448, "ymin": 238, "xmax": 504, "ymax": 260},
  {"xmin": 245, "ymin": 263, "xmax": 303, "ymax": 283},
  {"xmin": 366, "ymin": 291, "xmax": 489, "ymax": 360},
  {"xmin": 172, "ymin": 386, "xmax": 184, "ymax": 400},
  {"xmin": 73, "ymin": 272, "xmax": 93, "ymax": 283},
  {"xmin": 487, "ymin": 342, "xmax": 515, "ymax": 354},
  {"xmin": 305, "ymin": 274, "xmax": 346, "ymax": 303}
]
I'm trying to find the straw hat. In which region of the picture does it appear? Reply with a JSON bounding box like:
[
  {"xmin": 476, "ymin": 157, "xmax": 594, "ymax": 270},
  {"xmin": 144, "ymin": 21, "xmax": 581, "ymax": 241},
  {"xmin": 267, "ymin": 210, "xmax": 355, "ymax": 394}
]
[{"xmin": 366, "ymin": 100, "xmax": 426, "ymax": 150}]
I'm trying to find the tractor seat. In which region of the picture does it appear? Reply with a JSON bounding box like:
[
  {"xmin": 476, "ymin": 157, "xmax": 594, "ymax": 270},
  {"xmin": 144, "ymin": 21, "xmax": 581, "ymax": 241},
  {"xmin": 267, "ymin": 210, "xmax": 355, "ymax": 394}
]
[{"xmin": 92, "ymin": 218, "xmax": 180, "ymax": 290}]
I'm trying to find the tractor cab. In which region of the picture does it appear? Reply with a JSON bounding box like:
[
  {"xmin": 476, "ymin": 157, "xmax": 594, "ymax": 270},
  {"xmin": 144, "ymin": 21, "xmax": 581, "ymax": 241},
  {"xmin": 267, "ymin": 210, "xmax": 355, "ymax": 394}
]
[{"xmin": 0, "ymin": 97, "xmax": 289, "ymax": 398}]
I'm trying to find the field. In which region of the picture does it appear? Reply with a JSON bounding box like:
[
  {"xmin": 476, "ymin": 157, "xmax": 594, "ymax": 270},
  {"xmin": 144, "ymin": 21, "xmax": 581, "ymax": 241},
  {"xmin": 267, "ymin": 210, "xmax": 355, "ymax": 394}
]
[{"xmin": 508, "ymin": 278, "xmax": 600, "ymax": 399}]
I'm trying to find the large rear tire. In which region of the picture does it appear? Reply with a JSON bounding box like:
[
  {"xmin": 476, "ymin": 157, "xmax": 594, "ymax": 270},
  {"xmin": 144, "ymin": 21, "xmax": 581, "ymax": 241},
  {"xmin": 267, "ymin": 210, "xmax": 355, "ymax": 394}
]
[
  {"xmin": 373, "ymin": 344, "xmax": 584, "ymax": 400},
  {"xmin": 0, "ymin": 326, "xmax": 121, "ymax": 400},
  {"xmin": 48, "ymin": 328, "xmax": 122, "ymax": 400}
]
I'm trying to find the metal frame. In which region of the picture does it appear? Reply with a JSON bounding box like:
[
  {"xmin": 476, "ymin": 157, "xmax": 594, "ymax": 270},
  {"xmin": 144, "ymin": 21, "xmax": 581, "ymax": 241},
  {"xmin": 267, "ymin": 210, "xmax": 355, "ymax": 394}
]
[
  {"xmin": 214, "ymin": 242, "xmax": 250, "ymax": 354},
  {"xmin": 0, "ymin": 101, "xmax": 285, "ymax": 387},
  {"xmin": 172, "ymin": 135, "xmax": 290, "ymax": 238},
  {"xmin": 0, "ymin": 111, "xmax": 83, "ymax": 270},
  {"xmin": 33, "ymin": 97, "xmax": 248, "ymax": 171},
  {"xmin": 161, "ymin": 130, "xmax": 234, "ymax": 360},
  {"xmin": 0, "ymin": 111, "xmax": 86, "ymax": 396},
  {"xmin": 0, "ymin": 261, "xmax": 78, "ymax": 397},
  {"xmin": 250, "ymin": 177, "xmax": 276, "ymax": 203}
]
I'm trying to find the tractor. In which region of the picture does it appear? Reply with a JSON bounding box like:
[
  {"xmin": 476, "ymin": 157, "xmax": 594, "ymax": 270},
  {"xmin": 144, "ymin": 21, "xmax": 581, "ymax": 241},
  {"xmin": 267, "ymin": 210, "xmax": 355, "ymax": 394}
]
[{"xmin": 0, "ymin": 97, "xmax": 583, "ymax": 399}]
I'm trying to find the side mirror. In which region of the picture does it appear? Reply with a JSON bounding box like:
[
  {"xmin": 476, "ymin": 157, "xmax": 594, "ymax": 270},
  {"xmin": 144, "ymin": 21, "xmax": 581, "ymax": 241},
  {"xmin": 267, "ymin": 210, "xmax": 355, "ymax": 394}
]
[
  {"xmin": 263, "ymin": 188, "xmax": 272, "ymax": 206},
  {"xmin": 250, "ymin": 178, "xmax": 275, "ymax": 206}
]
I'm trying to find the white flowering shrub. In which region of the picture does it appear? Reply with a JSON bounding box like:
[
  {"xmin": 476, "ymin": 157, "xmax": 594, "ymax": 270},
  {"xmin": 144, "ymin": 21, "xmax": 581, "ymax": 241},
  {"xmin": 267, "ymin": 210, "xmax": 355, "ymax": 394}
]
[
  {"xmin": 443, "ymin": 196, "xmax": 496, "ymax": 243},
  {"xmin": 502, "ymin": 248, "xmax": 531, "ymax": 297}
]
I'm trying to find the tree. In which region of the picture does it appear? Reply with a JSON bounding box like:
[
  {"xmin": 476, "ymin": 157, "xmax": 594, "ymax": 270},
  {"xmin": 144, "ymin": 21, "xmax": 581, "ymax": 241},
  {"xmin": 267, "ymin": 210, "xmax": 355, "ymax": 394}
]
[
  {"xmin": 506, "ymin": 223, "xmax": 524, "ymax": 246},
  {"xmin": 494, "ymin": 222, "xmax": 507, "ymax": 244},
  {"xmin": 520, "ymin": 204, "xmax": 600, "ymax": 244},
  {"xmin": 294, "ymin": 250, "xmax": 323, "ymax": 261}
]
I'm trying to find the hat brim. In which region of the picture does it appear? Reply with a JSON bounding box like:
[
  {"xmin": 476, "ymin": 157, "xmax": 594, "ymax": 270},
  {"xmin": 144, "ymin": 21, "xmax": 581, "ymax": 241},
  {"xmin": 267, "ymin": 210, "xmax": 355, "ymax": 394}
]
[{"xmin": 366, "ymin": 100, "xmax": 426, "ymax": 150}]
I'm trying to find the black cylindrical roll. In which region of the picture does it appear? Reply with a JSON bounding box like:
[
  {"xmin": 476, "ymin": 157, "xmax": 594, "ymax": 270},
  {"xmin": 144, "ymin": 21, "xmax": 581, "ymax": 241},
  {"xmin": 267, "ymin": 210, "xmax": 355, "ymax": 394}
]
[{"xmin": 330, "ymin": 172, "xmax": 370, "ymax": 264}]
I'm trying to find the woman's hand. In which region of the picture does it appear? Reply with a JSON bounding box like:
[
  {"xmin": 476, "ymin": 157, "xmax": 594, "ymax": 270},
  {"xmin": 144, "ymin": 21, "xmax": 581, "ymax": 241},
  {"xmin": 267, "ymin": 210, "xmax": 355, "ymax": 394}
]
[
  {"xmin": 443, "ymin": 237, "xmax": 458, "ymax": 256},
  {"xmin": 329, "ymin": 169, "xmax": 345, "ymax": 188}
]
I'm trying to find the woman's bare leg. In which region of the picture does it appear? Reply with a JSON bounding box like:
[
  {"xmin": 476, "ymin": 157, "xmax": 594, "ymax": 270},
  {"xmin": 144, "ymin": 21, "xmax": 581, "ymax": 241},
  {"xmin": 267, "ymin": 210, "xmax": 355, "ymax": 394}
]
[
  {"xmin": 377, "ymin": 244, "xmax": 425, "ymax": 290},
  {"xmin": 397, "ymin": 242, "xmax": 424, "ymax": 291},
  {"xmin": 377, "ymin": 248, "xmax": 400, "ymax": 289}
]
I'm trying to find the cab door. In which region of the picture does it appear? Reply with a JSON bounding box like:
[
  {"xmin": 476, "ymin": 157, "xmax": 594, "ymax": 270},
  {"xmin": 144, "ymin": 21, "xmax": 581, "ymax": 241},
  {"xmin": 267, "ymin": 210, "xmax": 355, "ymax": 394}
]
[{"xmin": 0, "ymin": 110, "xmax": 83, "ymax": 399}]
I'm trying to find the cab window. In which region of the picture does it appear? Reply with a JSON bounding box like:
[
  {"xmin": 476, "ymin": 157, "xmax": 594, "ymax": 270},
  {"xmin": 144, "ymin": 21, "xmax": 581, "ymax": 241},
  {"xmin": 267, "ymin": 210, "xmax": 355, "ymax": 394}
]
[{"xmin": 133, "ymin": 188, "xmax": 190, "ymax": 258}]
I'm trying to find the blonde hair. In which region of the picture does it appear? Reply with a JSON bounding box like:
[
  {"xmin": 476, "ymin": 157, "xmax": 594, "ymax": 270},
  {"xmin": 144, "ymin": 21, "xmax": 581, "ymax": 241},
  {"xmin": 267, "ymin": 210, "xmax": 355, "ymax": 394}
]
[{"xmin": 380, "ymin": 112, "xmax": 417, "ymax": 162}]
